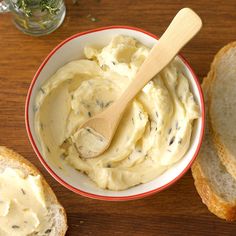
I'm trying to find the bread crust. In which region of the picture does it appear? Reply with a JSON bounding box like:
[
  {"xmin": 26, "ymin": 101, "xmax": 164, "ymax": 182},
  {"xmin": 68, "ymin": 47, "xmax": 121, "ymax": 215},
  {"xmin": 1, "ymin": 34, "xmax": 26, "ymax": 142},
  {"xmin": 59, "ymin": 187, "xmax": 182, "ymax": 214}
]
[
  {"xmin": 207, "ymin": 41, "xmax": 236, "ymax": 180},
  {"xmin": 192, "ymin": 160, "xmax": 236, "ymax": 221},
  {"xmin": 0, "ymin": 146, "xmax": 68, "ymax": 236},
  {"xmin": 192, "ymin": 71, "xmax": 236, "ymax": 221}
]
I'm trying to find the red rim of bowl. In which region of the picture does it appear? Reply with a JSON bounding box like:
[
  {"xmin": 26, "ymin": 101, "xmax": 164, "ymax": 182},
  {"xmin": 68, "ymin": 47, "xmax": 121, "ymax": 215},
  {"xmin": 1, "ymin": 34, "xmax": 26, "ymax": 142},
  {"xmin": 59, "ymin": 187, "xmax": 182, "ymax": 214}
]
[{"xmin": 25, "ymin": 25, "xmax": 205, "ymax": 201}]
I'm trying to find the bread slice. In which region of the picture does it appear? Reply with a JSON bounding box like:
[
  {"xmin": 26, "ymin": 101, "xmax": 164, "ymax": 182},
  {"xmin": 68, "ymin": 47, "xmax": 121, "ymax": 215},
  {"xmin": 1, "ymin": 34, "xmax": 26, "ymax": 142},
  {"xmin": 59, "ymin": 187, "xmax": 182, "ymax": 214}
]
[
  {"xmin": 191, "ymin": 74, "xmax": 236, "ymax": 221},
  {"xmin": 208, "ymin": 42, "xmax": 236, "ymax": 179},
  {"xmin": 0, "ymin": 146, "xmax": 68, "ymax": 235}
]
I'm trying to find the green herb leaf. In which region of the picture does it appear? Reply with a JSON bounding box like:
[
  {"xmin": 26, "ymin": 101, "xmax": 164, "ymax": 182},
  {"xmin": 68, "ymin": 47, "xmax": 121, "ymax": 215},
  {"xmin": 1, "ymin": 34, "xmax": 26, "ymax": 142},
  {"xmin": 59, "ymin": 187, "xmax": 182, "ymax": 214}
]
[{"xmin": 16, "ymin": 0, "xmax": 61, "ymax": 17}]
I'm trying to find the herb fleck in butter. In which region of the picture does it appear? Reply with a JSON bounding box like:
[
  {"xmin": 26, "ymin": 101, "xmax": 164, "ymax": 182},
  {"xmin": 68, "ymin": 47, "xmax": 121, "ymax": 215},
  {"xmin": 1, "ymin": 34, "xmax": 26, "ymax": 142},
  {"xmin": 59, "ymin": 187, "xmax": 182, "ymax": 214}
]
[{"xmin": 12, "ymin": 225, "xmax": 20, "ymax": 229}]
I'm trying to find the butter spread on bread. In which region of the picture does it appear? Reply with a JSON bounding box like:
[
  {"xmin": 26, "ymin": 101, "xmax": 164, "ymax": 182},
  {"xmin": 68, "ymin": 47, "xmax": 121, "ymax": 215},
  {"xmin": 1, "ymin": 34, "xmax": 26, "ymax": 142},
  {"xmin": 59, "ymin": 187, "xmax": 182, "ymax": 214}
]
[
  {"xmin": 0, "ymin": 146, "xmax": 67, "ymax": 236},
  {"xmin": 0, "ymin": 168, "xmax": 48, "ymax": 235}
]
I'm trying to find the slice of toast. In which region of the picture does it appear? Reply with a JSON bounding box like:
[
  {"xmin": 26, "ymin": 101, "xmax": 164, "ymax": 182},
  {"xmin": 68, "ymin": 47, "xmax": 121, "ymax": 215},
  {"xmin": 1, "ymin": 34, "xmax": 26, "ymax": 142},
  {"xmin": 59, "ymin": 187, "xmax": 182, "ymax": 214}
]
[
  {"xmin": 191, "ymin": 71, "xmax": 236, "ymax": 221},
  {"xmin": 0, "ymin": 146, "xmax": 68, "ymax": 235},
  {"xmin": 208, "ymin": 42, "xmax": 236, "ymax": 179}
]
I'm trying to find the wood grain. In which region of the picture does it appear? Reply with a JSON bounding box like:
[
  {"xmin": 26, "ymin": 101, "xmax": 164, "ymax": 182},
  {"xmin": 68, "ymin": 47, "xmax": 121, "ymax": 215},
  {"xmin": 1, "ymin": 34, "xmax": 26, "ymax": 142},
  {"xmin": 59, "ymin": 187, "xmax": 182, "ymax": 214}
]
[{"xmin": 0, "ymin": 0, "xmax": 236, "ymax": 235}]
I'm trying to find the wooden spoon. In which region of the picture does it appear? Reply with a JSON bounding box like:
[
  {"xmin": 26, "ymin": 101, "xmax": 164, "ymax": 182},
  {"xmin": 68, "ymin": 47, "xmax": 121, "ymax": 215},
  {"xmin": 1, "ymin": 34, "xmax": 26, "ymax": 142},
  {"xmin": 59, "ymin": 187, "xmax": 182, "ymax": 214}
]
[{"xmin": 75, "ymin": 8, "xmax": 202, "ymax": 158}]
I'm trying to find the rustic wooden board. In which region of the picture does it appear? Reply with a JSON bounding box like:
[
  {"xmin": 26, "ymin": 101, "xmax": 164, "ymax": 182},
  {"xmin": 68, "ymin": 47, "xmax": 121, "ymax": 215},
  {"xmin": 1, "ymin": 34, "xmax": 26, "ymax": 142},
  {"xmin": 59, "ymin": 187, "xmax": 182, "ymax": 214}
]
[{"xmin": 0, "ymin": 0, "xmax": 236, "ymax": 235}]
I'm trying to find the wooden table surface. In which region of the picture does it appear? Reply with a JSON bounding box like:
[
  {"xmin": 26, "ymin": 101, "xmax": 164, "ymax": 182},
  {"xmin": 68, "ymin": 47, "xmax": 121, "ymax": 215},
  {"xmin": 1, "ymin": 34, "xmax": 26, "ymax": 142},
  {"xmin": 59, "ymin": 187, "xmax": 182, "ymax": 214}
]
[{"xmin": 1, "ymin": 0, "xmax": 236, "ymax": 235}]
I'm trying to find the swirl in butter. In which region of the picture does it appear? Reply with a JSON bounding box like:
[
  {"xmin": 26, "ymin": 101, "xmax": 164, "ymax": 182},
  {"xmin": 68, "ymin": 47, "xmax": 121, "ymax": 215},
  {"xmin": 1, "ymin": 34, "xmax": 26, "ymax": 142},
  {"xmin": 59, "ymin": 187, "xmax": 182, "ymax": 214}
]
[
  {"xmin": 35, "ymin": 36, "xmax": 200, "ymax": 190},
  {"xmin": 0, "ymin": 168, "xmax": 49, "ymax": 235}
]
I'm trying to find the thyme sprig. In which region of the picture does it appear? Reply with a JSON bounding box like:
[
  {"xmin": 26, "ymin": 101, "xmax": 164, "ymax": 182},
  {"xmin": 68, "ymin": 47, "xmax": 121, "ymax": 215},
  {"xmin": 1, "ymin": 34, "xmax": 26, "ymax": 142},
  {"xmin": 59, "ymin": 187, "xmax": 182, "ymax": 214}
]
[
  {"xmin": 40, "ymin": 0, "xmax": 60, "ymax": 15},
  {"xmin": 16, "ymin": 0, "xmax": 60, "ymax": 17},
  {"xmin": 16, "ymin": 0, "xmax": 31, "ymax": 17}
]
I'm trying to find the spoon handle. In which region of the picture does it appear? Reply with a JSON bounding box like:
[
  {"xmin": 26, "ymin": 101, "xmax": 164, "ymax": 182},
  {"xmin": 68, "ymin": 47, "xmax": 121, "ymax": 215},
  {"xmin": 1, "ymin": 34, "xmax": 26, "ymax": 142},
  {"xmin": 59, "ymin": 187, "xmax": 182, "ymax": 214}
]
[{"xmin": 115, "ymin": 8, "xmax": 202, "ymax": 110}]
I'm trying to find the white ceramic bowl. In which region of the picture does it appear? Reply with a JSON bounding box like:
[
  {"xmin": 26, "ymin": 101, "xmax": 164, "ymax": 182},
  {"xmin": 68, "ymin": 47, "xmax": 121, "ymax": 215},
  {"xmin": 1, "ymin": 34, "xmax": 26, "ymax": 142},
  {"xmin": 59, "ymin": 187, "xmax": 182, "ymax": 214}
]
[{"xmin": 25, "ymin": 26, "xmax": 205, "ymax": 201}]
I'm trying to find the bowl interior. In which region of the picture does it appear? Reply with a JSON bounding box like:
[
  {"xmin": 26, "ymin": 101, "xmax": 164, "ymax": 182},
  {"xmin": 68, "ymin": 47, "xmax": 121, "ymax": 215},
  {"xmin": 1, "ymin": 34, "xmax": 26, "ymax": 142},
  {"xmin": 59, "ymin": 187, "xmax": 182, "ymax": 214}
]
[{"xmin": 27, "ymin": 27, "xmax": 204, "ymax": 199}]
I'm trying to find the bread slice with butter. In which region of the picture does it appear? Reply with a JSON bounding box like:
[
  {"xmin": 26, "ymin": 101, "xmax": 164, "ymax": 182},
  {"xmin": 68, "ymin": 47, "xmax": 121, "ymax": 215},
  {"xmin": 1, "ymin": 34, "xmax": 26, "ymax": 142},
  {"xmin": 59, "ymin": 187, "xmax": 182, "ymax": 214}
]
[{"xmin": 0, "ymin": 146, "xmax": 67, "ymax": 235}]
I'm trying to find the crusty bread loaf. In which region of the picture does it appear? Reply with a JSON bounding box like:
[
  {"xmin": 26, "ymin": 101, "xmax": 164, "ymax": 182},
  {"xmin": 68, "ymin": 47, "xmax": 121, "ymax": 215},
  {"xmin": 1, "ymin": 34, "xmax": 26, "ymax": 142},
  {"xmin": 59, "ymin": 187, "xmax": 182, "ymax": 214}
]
[
  {"xmin": 0, "ymin": 146, "xmax": 68, "ymax": 236},
  {"xmin": 208, "ymin": 42, "xmax": 236, "ymax": 179},
  {"xmin": 191, "ymin": 72, "xmax": 236, "ymax": 221}
]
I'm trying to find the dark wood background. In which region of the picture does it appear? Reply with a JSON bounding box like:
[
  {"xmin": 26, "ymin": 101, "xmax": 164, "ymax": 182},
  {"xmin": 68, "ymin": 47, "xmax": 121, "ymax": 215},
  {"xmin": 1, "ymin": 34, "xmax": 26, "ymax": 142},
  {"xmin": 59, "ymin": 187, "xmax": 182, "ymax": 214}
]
[{"xmin": 1, "ymin": 0, "xmax": 236, "ymax": 235}]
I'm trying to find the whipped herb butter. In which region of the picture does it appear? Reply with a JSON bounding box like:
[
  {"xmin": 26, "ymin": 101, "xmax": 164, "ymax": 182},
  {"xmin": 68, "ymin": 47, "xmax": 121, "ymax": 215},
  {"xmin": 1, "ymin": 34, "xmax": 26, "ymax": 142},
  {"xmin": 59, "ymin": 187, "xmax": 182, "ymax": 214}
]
[{"xmin": 34, "ymin": 36, "xmax": 200, "ymax": 190}]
